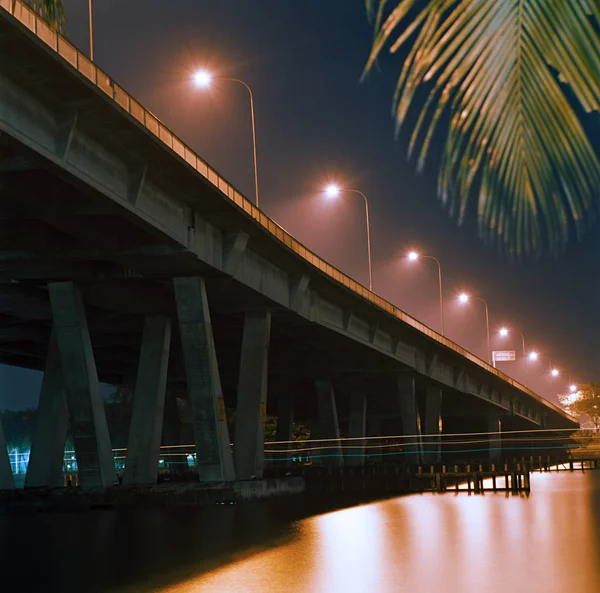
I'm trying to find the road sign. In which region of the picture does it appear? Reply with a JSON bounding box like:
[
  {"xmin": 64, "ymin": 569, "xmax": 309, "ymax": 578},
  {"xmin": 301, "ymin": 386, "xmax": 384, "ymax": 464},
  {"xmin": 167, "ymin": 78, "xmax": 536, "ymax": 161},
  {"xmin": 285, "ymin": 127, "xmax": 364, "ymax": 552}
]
[{"xmin": 492, "ymin": 350, "xmax": 516, "ymax": 363}]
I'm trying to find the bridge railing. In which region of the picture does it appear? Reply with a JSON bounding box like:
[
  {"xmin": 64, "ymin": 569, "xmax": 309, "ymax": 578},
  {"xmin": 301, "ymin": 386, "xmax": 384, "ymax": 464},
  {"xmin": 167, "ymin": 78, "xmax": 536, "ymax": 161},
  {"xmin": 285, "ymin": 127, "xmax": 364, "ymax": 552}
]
[{"xmin": 0, "ymin": 0, "xmax": 571, "ymax": 420}]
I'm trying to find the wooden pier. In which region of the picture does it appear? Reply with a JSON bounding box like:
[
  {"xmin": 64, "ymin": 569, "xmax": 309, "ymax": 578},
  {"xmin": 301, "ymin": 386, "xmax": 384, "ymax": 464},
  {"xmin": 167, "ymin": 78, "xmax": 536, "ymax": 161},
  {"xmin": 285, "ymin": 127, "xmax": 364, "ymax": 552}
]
[{"xmin": 412, "ymin": 456, "xmax": 600, "ymax": 494}]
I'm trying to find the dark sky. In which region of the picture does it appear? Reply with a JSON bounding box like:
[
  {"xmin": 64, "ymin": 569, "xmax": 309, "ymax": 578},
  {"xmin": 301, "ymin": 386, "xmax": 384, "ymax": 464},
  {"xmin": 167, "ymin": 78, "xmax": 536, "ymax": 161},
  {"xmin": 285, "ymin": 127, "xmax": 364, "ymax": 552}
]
[{"xmin": 2, "ymin": 0, "xmax": 598, "ymax": 409}]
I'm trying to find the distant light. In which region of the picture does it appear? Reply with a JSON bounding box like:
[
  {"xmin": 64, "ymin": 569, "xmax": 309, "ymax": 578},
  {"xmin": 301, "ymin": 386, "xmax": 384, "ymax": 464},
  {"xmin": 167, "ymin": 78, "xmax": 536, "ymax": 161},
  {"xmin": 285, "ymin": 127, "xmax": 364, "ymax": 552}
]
[
  {"xmin": 458, "ymin": 292, "xmax": 469, "ymax": 304},
  {"xmin": 407, "ymin": 251, "xmax": 419, "ymax": 262},
  {"xmin": 528, "ymin": 351, "xmax": 539, "ymax": 361},
  {"xmin": 570, "ymin": 384, "xmax": 578, "ymax": 393},
  {"xmin": 325, "ymin": 184, "xmax": 341, "ymax": 198},
  {"xmin": 193, "ymin": 69, "xmax": 212, "ymax": 88},
  {"xmin": 499, "ymin": 327, "xmax": 509, "ymax": 338},
  {"xmin": 551, "ymin": 368, "xmax": 559, "ymax": 377}
]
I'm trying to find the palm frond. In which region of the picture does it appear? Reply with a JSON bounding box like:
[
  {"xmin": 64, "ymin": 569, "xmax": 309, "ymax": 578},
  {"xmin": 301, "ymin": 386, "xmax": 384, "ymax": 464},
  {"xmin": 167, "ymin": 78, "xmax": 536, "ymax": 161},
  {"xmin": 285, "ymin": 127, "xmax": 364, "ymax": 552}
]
[
  {"xmin": 24, "ymin": 0, "xmax": 65, "ymax": 31},
  {"xmin": 366, "ymin": 0, "xmax": 600, "ymax": 255}
]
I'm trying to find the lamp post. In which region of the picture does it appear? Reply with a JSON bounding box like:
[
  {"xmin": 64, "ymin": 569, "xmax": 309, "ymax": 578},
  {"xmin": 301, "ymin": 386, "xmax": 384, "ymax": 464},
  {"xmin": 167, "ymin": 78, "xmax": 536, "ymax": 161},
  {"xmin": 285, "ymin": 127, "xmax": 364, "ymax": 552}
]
[
  {"xmin": 407, "ymin": 251, "xmax": 444, "ymax": 335},
  {"xmin": 459, "ymin": 293, "xmax": 491, "ymax": 365},
  {"xmin": 324, "ymin": 184, "xmax": 373, "ymax": 291},
  {"xmin": 88, "ymin": 0, "xmax": 94, "ymax": 61},
  {"xmin": 498, "ymin": 327, "xmax": 529, "ymax": 386},
  {"xmin": 193, "ymin": 70, "xmax": 260, "ymax": 208}
]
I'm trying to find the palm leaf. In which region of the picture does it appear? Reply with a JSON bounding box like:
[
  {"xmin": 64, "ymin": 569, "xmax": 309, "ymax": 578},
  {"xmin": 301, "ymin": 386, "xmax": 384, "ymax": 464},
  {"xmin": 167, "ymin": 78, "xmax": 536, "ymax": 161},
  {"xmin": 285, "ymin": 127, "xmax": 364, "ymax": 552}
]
[
  {"xmin": 24, "ymin": 0, "xmax": 64, "ymax": 30},
  {"xmin": 365, "ymin": 0, "xmax": 600, "ymax": 255}
]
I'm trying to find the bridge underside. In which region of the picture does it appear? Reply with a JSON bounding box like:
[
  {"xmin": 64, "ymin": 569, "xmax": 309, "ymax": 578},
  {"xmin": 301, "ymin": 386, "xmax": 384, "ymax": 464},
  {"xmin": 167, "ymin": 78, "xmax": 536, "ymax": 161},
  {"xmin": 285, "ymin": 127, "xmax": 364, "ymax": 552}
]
[{"xmin": 0, "ymin": 3, "xmax": 577, "ymax": 490}]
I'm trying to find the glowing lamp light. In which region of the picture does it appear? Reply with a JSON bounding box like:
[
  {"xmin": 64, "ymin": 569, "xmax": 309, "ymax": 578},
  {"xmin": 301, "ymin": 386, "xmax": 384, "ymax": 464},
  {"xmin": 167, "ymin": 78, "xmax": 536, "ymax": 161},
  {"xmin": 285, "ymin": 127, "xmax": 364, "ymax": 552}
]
[
  {"xmin": 193, "ymin": 69, "xmax": 213, "ymax": 88},
  {"xmin": 570, "ymin": 384, "xmax": 578, "ymax": 393},
  {"xmin": 458, "ymin": 292, "xmax": 469, "ymax": 304},
  {"xmin": 325, "ymin": 184, "xmax": 341, "ymax": 198},
  {"xmin": 551, "ymin": 368, "xmax": 559, "ymax": 377},
  {"xmin": 499, "ymin": 327, "xmax": 509, "ymax": 337},
  {"xmin": 407, "ymin": 251, "xmax": 419, "ymax": 262},
  {"xmin": 528, "ymin": 351, "xmax": 539, "ymax": 362}
]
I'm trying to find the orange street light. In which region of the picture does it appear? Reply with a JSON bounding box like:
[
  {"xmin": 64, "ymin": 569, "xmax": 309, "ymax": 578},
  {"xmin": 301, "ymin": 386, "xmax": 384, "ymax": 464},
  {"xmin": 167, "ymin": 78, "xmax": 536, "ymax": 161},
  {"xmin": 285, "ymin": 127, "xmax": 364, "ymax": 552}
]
[
  {"xmin": 407, "ymin": 251, "xmax": 444, "ymax": 335},
  {"xmin": 192, "ymin": 69, "xmax": 260, "ymax": 208},
  {"xmin": 458, "ymin": 293, "xmax": 491, "ymax": 365},
  {"xmin": 498, "ymin": 327, "xmax": 529, "ymax": 385},
  {"xmin": 323, "ymin": 184, "xmax": 373, "ymax": 291}
]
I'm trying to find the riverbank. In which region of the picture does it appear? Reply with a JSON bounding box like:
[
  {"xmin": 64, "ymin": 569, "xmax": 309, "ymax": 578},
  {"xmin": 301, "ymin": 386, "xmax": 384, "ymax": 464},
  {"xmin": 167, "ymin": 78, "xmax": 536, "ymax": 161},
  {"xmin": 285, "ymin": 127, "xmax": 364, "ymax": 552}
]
[{"xmin": 0, "ymin": 477, "xmax": 305, "ymax": 513}]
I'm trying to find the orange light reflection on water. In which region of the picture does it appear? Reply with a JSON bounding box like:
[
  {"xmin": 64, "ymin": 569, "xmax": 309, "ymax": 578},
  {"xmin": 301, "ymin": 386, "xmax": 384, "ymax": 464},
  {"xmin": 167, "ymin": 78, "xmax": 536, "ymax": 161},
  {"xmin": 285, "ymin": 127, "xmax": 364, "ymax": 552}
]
[{"xmin": 161, "ymin": 472, "xmax": 600, "ymax": 593}]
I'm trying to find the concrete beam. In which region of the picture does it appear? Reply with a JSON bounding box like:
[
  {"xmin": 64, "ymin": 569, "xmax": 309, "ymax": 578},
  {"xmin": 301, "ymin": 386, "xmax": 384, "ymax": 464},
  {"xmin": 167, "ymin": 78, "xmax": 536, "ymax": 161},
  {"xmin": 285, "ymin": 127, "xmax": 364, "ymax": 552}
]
[
  {"xmin": 234, "ymin": 311, "xmax": 271, "ymax": 480},
  {"xmin": 275, "ymin": 392, "xmax": 294, "ymax": 468},
  {"xmin": 25, "ymin": 331, "xmax": 69, "ymax": 488},
  {"xmin": 423, "ymin": 387, "xmax": 442, "ymax": 464},
  {"xmin": 315, "ymin": 380, "xmax": 343, "ymax": 467},
  {"xmin": 222, "ymin": 231, "xmax": 249, "ymax": 276},
  {"xmin": 397, "ymin": 376, "xmax": 422, "ymax": 463},
  {"xmin": 0, "ymin": 415, "xmax": 14, "ymax": 490},
  {"xmin": 48, "ymin": 282, "xmax": 117, "ymax": 489},
  {"xmin": 346, "ymin": 392, "xmax": 367, "ymax": 467},
  {"xmin": 124, "ymin": 316, "xmax": 171, "ymax": 485},
  {"xmin": 173, "ymin": 276, "xmax": 235, "ymax": 482}
]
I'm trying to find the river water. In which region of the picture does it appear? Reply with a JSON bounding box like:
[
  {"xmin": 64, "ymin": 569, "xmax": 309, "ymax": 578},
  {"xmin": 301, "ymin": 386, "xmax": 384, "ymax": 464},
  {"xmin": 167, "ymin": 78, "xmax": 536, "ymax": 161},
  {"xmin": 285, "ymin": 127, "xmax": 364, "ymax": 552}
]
[{"xmin": 2, "ymin": 471, "xmax": 600, "ymax": 592}]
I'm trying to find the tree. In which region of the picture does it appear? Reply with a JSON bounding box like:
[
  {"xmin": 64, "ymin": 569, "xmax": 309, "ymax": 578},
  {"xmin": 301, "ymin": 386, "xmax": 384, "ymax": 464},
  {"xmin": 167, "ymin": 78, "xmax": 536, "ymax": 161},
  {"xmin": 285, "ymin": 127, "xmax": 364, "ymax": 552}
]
[
  {"xmin": 365, "ymin": 1, "xmax": 600, "ymax": 256},
  {"xmin": 24, "ymin": 0, "xmax": 64, "ymax": 30},
  {"xmin": 560, "ymin": 383, "xmax": 600, "ymax": 432}
]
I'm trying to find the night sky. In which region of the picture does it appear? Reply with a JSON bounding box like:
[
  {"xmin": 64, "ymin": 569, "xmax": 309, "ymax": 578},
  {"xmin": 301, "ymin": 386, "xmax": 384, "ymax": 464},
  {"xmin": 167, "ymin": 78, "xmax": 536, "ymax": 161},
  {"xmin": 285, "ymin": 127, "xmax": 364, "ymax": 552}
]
[{"xmin": 2, "ymin": 0, "xmax": 598, "ymax": 409}]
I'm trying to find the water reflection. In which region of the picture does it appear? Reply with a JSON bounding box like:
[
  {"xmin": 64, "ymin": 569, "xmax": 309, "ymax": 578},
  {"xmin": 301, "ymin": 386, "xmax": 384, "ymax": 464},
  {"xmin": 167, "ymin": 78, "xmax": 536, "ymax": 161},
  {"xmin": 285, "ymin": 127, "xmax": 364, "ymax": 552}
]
[
  {"xmin": 2, "ymin": 472, "xmax": 600, "ymax": 592},
  {"xmin": 170, "ymin": 472, "xmax": 600, "ymax": 593}
]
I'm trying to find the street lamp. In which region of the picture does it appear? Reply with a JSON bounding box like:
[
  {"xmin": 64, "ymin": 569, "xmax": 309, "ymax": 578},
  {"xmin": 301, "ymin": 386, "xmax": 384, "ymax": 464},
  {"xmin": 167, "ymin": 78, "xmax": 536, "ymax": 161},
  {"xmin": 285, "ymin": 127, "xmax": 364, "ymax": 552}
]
[
  {"xmin": 407, "ymin": 251, "xmax": 444, "ymax": 335},
  {"xmin": 192, "ymin": 69, "xmax": 260, "ymax": 208},
  {"xmin": 458, "ymin": 293, "xmax": 491, "ymax": 365},
  {"xmin": 88, "ymin": 0, "xmax": 94, "ymax": 61},
  {"xmin": 498, "ymin": 326, "xmax": 530, "ymax": 386},
  {"xmin": 323, "ymin": 184, "xmax": 373, "ymax": 291}
]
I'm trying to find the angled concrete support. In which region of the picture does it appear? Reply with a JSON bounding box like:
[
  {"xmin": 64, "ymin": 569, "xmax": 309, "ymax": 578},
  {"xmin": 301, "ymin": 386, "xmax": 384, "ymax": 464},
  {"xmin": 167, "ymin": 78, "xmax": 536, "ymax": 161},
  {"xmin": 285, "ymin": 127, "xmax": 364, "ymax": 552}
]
[
  {"xmin": 424, "ymin": 387, "xmax": 442, "ymax": 464},
  {"xmin": 315, "ymin": 380, "xmax": 343, "ymax": 467},
  {"xmin": 489, "ymin": 416, "xmax": 502, "ymax": 462},
  {"xmin": 234, "ymin": 311, "xmax": 271, "ymax": 480},
  {"xmin": 25, "ymin": 331, "xmax": 69, "ymax": 488},
  {"xmin": 397, "ymin": 376, "xmax": 422, "ymax": 463},
  {"xmin": 124, "ymin": 316, "xmax": 172, "ymax": 485},
  {"xmin": 0, "ymin": 416, "xmax": 14, "ymax": 490},
  {"xmin": 346, "ymin": 392, "xmax": 367, "ymax": 467},
  {"xmin": 48, "ymin": 282, "xmax": 117, "ymax": 489},
  {"xmin": 275, "ymin": 393, "xmax": 294, "ymax": 468},
  {"xmin": 173, "ymin": 277, "xmax": 235, "ymax": 482}
]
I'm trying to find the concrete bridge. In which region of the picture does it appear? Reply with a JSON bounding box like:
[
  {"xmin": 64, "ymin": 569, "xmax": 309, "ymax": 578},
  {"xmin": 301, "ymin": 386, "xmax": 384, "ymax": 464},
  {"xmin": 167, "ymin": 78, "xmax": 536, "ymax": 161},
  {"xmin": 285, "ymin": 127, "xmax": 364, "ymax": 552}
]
[{"xmin": 0, "ymin": 1, "xmax": 577, "ymax": 491}]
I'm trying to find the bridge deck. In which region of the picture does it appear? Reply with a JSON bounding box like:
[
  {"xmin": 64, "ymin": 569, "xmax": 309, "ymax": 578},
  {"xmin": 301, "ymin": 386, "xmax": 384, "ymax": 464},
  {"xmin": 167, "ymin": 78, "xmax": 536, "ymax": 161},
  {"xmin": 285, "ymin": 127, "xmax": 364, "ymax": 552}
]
[{"xmin": 0, "ymin": 1, "xmax": 576, "ymax": 432}]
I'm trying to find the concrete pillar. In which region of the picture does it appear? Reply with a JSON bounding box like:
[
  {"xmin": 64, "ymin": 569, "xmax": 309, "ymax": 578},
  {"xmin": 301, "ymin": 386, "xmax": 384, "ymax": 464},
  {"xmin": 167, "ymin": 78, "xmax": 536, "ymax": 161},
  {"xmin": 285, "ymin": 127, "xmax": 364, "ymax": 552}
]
[
  {"xmin": 162, "ymin": 393, "xmax": 183, "ymax": 475},
  {"xmin": 124, "ymin": 316, "xmax": 171, "ymax": 485},
  {"xmin": 48, "ymin": 282, "xmax": 117, "ymax": 489},
  {"xmin": 275, "ymin": 392, "xmax": 294, "ymax": 468},
  {"xmin": 366, "ymin": 416, "xmax": 382, "ymax": 463},
  {"xmin": 309, "ymin": 418, "xmax": 323, "ymax": 466},
  {"xmin": 315, "ymin": 380, "xmax": 343, "ymax": 467},
  {"xmin": 489, "ymin": 416, "xmax": 502, "ymax": 462},
  {"xmin": 397, "ymin": 376, "xmax": 422, "ymax": 463},
  {"xmin": 0, "ymin": 416, "xmax": 14, "ymax": 490},
  {"xmin": 25, "ymin": 331, "xmax": 69, "ymax": 488},
  {"xmin": 173, "ymin": 276, "xmax": 235, "ymax": 482},
  {"xmin": 424, "ymin": 387, "xmax": 442, "ymax": 464},
  {"xmin": 234, "ymin": 311, "xmax": 271, "ymax": 480},
  {"xmin": 346, "ymin": 392, "xmax": 367, "ymax": 467}
]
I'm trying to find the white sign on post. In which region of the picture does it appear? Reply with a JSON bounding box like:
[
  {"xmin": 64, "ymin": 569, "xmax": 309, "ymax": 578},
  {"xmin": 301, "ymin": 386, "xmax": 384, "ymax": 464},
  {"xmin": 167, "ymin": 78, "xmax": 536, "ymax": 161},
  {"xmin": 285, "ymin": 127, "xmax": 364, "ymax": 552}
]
[{"xmin": 492, "ymin": 350, "xmax": 516, "ymax": 367}]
